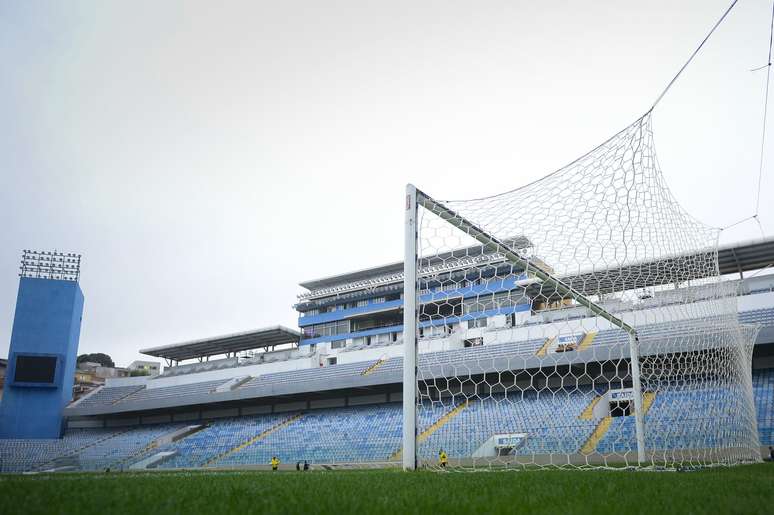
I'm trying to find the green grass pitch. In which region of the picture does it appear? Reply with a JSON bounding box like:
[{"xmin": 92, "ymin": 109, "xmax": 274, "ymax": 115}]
[{"xmin": 1, "ymin": 464, "xmax": 773, "ymax": 515}]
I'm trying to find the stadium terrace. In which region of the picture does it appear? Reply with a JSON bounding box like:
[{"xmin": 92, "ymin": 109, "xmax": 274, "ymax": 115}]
[{"xmin": 1, "ymin": 237, "xmax": 772, "ymax": 472}]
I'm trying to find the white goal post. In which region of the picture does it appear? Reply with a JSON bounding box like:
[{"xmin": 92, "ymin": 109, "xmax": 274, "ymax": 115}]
[
  {"xmin": 402, "ymin": 184, "xmax": 418, "ymax": 471},
  {"xmin": 402, "ymin": 114, "xmax": 760, "ymax": 470}
]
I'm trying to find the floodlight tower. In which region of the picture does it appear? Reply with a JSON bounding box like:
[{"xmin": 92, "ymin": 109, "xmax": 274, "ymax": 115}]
[{"xmin": 0, "ymin": 251, "xmax": 85, "ymax": 439}]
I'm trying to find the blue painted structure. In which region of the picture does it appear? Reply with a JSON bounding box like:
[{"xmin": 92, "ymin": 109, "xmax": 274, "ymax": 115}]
[
  {"xmin": 299, "ymin": 304, "xmax": 532, "ymax": 346},
  {"xmin": 297, "ymin": 274, "xmax": 532, "ymax": 345},
  {"xmin": 0, "ymin": 278, "xmax": 84, "ymax": 439},
  {"xmin": 298, "ymin": 275, "xmax": 528, "ymax": 327}
]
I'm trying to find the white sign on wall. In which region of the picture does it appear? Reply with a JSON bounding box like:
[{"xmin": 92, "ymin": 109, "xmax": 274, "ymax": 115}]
[
  {"xmin": 557, "ymin": 334, "xmax": 579, "ymax": 345},
  {"xmin": 609, "ymin": 389, "xmax": 635, "ymax": 402}
]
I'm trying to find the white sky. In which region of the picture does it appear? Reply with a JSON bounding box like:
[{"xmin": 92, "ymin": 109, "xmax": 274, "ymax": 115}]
[{"xmin": 1, "ymin": 0, "xmax": 772, "ymax": 367}]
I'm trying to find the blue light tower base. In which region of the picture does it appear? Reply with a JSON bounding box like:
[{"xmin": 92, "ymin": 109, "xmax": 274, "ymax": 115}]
[{"xmin": 0, "ymin": 277, "xmax": 84, "ymax": 439}]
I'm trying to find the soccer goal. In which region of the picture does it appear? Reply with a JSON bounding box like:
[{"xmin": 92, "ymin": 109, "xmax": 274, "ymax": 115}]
[{"xmin": 402, "ymin": 113, "xmax": 761, "ymax": 470}]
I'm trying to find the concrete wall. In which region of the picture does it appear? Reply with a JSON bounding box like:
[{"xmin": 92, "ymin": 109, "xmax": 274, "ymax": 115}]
[
  {"xmin": 201, "ymin": 407, "xmax": 239, "ymax": 419},
  {"xmin": 275, "ymin": 401, "xmax": 307, "ymax": 413},
  {"xmin": 349, "ymin": 394, "xmax": 387, "ymax": 406},
  {"xmin": 309, "ymin": 397, "xmax": 346, "ymax": 409},
  {"xmin": 141, "ymin": 414, "xmax": 172, "ymax": 425}
]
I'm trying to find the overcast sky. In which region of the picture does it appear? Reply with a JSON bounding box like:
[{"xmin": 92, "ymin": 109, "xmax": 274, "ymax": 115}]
[{"xmin": 1, "ymin": 0, "xmax": 772, "ymax": 367}]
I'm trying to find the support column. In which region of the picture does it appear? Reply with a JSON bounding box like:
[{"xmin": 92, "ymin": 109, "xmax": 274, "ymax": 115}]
[
  {"xmin": 402, "ymin": 184, "xmax": 418, "ymax": 471},
  {"xmin": 628, "ymin": 333, "xmax": 647, "ymax": 464}
]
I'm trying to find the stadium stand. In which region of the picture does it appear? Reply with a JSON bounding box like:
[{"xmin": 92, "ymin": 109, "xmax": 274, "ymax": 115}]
[
  {"xmin": 157, "ymin": 414, "xmax": 289, "ymax": 468},
  {"xmin": 217, "ymin": 404, "xmax": 402, "ymax": 467},
  {"xmin": 0, "ymin": 428, "xmax": 123, "ymax": 472},
  {"xmin": 75, "ymin": 385, "xmax": 145, "ymax": 408},
  {"xmin": 158, "ymin": 358, "xmax": 238, "ymax": 378},
  {"xmin": 2, "ymin": 368, "xmax": 773, "ymax": 471},
  {"xmin": 741, "ymin": 307, "xmax": 774, "ymax": 326},
  {"xmin": 73, "ymin": 307, "xmax": 774, "ymax": 413},
  {"xmin": 595, "ymin": 385, "xmax": 760, "ymax": 457},
  {"xmin": 241, "ymin": 362, "xmax": 375, "ymax": 389},
  {"xmin": 3, "ymin": 257, "xmax": 774, "ymax": 471},
  {"xmin": 419, "ymin": 392, "xmax": 599, "ymax": 459},
  {"xmin": 754, "ymin": 368, "xmax": 774, "ymax": 446},
  {"xmin": 117, "ymin": 379, "xmax": 231, "ymax": 404},
  {"xmin": 77, "ymin": 423, "xmax": 183, "ymax": 470}
]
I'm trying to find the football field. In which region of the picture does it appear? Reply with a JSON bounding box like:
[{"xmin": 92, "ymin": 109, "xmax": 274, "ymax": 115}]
[{"xmin": 1, "ymin": 464, "xmax": 773, "ymax": 515}]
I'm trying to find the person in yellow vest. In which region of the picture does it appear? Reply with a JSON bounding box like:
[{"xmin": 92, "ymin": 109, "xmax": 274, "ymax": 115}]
[
  {"xmin": 271, "ymin": 456, "xmax": 279, "ymax": 471},
  {"xmin": 439, "ymin": 449, "xmax": 448, "ymax": 468}
]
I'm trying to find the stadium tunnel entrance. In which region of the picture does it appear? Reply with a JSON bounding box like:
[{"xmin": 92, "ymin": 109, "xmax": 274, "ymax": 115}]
[{"xmin": 609, "ymin": 400, "xmax": 632, "ymax": 417}]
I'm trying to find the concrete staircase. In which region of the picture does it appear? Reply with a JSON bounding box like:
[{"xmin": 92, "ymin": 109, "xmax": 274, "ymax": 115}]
[
  {"xmin": 35, "ymin": 428, "xmax": 131, "ymax": 471},
  {"xmin": 580, "ymin": 391, "xmax": 657, "ymax": 455},
  {"xmin": 212, "ymin": 376, "xmax": 251, "ymax": 393},
  {"xmin": 111, "ymin": 424, "xmax": 206, "ymax": 470},
  {"xmin": 579, "ymin": 395, "xmax": 603, "ymax": 420},
  {"xmin": 535, "ymin": 337, "xmax": 556, "ymax": 357},
  {"xmin": 577, "ymin": 331, "xmax": 598, "ymax": 351},
  {"xmin": 112, "ymin": 386, "xmax": 146, "ymax": 405},
  {"xmin": 130, "ymin": 451, "xmax": 178, "ymax": 470},
  {"xmin": 391, "ymin": 400, "xmax": 473, "ymax": 461},
  {"xmin": 361, "ymin": 357, "xmax": 387, "ymax": 376},
  {"xmin": 204, "ymin": 413, "xmax": 304, "ymax": 467},
  {"xmin": 581, "ymin": 417, "xmax": 614, "ymax": 454}
]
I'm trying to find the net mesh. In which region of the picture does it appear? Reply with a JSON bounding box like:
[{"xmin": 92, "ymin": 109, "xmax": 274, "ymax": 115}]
[{"xmin": 412, "ymin": 113, "xmax": 760, "ymax": 469}]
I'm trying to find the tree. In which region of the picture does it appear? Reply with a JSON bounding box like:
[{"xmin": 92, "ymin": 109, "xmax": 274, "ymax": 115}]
[{"xmin": 76, "ymin": 353, "xmax": 115, "ymax": 368}]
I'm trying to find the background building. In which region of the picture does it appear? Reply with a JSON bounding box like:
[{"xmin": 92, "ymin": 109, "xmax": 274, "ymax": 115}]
[{"xmin": 127, "ymin": 361, "xmax": 160, "ymax": 376}]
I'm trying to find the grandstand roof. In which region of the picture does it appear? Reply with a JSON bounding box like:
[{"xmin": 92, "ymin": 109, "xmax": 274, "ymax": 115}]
[
  {"xmin": 139, "ymin": 326, "xmax": 302, "ymax": 362},
  {"xmin": 299, "ymin": 237, "xmax": 774, "ymax": 297},
  {"xmin": 717, "ymin": 237, "xmax": 774, "ymax": 276},
  {"xmin": 299, "ymin": 236, "xmax": 532, "ymax": 292},
  {"xmin": 555, "ymin": 237, "xmax": 774, "ymax": 296},
  {"xmin": 299, "ymin": 261, "xmax": 403, "ymax": 292}
]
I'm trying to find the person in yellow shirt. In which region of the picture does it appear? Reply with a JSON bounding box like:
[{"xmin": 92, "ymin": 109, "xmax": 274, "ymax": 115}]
[
  {"xmin": 271, "ymin": 456, "xmax": 279, "ymax": 471},
  {"xmin": 439, "ymin": 450, "xmax": 448, "ymax": 468}
]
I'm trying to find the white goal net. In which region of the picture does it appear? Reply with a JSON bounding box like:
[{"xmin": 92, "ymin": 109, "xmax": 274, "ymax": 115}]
[{"xmin": 402, "ymin": 113, "xmax": 760, "ymax": 470}]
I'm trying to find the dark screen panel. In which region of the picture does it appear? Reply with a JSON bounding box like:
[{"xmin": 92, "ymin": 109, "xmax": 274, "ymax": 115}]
[{"xmin": 14, "ymin": 355, "xmax": 57, "ymax": 384}]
